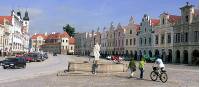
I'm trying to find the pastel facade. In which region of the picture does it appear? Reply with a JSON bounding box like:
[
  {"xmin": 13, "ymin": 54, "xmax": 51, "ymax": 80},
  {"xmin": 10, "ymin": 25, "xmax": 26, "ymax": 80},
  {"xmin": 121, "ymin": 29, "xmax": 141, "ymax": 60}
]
[
  {"xmin": 114, "ymin": 23, "xmax": 125, "ymax": 55},
  {"xmin": 124, "ymin": 16, "xmax": 140, "ymax": 58}
]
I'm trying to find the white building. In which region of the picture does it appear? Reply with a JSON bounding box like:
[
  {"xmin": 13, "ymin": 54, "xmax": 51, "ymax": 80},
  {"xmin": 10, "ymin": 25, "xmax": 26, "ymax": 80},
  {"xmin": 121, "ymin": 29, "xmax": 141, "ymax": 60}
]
[{"xmin": 0, "ymin": 10, "xmax": 30, "ymax": 55}]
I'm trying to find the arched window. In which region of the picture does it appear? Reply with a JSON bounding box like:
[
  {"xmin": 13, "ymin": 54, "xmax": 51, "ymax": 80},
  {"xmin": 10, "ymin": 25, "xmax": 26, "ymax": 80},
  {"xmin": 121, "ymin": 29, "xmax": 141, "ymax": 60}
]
[
  {"xmin": 162, "ymin": 18, "xmax": 165, "ymax": 24},
  {"xmin": 130, "ymin": 30, "xmax": 132, "ymax": 34},
  {"xmin": 185, "ymin": 15, "xmax": 189, "ymax": 22}
]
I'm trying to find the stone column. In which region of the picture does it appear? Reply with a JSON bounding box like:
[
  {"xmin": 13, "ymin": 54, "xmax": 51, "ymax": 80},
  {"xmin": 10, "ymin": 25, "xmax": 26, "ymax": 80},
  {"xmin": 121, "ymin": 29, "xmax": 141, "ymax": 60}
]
[
  {"xmin": 188, "ymin": 48, "xmax": 192, "ymax": 65},
  {"xmin": 172, "ymin": 49, "xmax": 176, "ymax": 63},
  {"xmin": 180, "ymin": 49, "xmax": 184, "ymax": 64}
]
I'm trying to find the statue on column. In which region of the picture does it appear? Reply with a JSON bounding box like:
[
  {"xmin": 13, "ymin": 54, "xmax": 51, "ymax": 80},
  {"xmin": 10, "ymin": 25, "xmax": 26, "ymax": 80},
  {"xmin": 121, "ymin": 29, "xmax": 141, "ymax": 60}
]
[
  {"xmin": 93, "ymin": 42, "xmax": 100, "ymax": 61},
  {"xmin": 92, "ymin": 42, "xmax": 100, "ymax": 74}
]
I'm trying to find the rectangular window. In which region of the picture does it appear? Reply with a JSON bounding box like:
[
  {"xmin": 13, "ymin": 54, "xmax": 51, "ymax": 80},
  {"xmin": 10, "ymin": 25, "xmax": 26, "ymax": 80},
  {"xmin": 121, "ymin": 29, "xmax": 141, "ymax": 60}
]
[
  {"xmin": 133, "ymin": 38, "xmax": 136, "ymax": 45},
  {"xmin": 130, "ymin": 39, "xmax": 132, "ymax": 45},
  {"xmin": 144, "ymin": 38, "xmax": 146, "ymax": 45},
  {"xmin": 161, "ymin": 34, "xmax": 165, "ymax": 44},
  {"xmin": 175, "ymin": 34, "xmax": 177, "ymax": 43},
  {"xmin": 140, "ymin": 38, "xmax": 142, "ymax": 45},
  {"xmin": 130, "ymin": 30, "xmax": 132, "ymax": 34},
  {"xmin": 126, "ymin": 39, "xmax": 128, "ymax": 46},
  {"xmin": 118, "ymin": 40, "xmax": 120, "ymax": 46},
  {"xmin": 167, "ymin": 33, "xmax": 171, "ymax": 43},
  {"xmin": 194, "ymin": 31, "xmax": 199, "ymax": 42},
  {"xmin": 149, "ymin": 37, "xmax": 151, "ymax": 45},
  {"xmin": 122, "ymin": 39, "xmax": 124, "ymax": 46},
  {"xmin": 185, "ymin": 15, "xmax": 189, "ymax": 22},
  {"xmin": 177, "ymin": 33, "xmax": 180, "ymax": 43},
  {"xmin": 185, "ymin": 32, "xmax": 188, "ymax": 42},
  {"xmin": 181, "ymin": 33, "xmax": 184, "ymax": 42},
  {"xmin": 115, "ymin": 40, "xmax": 117, "ymax": 46},
  {"xmin": 155, "ymin": 35, "xmax": 158, "ymax": 44}
]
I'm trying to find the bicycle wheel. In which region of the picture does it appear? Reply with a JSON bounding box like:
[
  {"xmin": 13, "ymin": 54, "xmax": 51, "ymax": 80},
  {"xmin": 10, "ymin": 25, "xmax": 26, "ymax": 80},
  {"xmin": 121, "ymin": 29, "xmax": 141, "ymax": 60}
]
[
  {"xmin": 150, "ymin": 71, "xmax": 158, "ymax": 81},
  {"xmin": 160, "ymin": 72, "xmax": 168, "ymax": 83}
]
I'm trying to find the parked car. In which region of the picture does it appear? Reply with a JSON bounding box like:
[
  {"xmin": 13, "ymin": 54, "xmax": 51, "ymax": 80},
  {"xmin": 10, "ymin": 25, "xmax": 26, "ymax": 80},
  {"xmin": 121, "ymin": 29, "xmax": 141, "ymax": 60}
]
[
  {"xmin": 53, "ymin": 53, "xmax": 57, "ymax": 56},
  {"xmin": 123, "ymin": 56, "xmax": 131, "ymax": 61},
  {"xmin": 22, "ymin": 55, "xmax": 33, "ymax": 63},
  {"xmin": 2, "ymin": 57, "xmax": 26, "ymax": 69},
  {"xmin": 0, "ymin": 60, "xmax": 3, "ymax": 66},
  {"xmin": 43, "ymin": 53, "xmax": 48, "ymax": 59},
  {"xmin": 89, "ymin": 52, "xmax": 94, "ymax": 58},
  {"xmin": 144, "ymin": 55, "xmax": 156, "ymax": 62},
  {"xmin": 106, "ymin": 55, "xmax": 111, "ymax": 60},
  {"xmin": 111, "ymin": 55, "xmax": 123, "ymax": 64},
  {"xmin": 16, "ymin": 54, "xmax": 23, "ymax": 57},
  {"xmin": 30, "ymin": 53, "xmax": 44, "ymax": 62}
]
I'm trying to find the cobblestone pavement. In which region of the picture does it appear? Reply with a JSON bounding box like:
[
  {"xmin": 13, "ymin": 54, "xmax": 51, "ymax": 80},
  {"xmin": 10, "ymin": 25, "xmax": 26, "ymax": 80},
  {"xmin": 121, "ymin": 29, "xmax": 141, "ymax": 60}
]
[{"xmin": 0, "ymin": 55, "xmax": 198, "ymax": 87}]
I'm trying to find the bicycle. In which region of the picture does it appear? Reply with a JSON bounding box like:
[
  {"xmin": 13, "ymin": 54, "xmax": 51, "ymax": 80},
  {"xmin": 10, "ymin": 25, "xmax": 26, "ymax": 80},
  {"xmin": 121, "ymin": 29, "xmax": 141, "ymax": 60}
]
[{"xmin": 150, "ymin": 66, "xmax": 168, "ymax": 83}]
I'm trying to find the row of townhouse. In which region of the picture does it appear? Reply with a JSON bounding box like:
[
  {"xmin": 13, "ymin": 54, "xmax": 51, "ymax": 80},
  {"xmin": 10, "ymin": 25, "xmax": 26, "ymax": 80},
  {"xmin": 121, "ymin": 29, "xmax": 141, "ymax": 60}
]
[
  {"xmin": 30, "ymin": 32, "xmax": 75, "ymax": 54},
  {"xmin": 74, "ymin": 30, "xmax": 101, "ymax": 56},
  {"xmin": 75, "ymin": 3, "xmax": 199, "ymax": 65},
  {"xmin": 0, "ymin": 10, "xmax": 30, "ymax": 56}
]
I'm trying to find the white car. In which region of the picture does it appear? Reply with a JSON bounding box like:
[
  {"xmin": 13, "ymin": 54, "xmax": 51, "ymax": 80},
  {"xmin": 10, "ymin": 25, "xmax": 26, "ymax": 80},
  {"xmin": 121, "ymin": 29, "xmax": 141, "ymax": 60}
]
[
  {"xmin": 119, "ymin": 56, "xmax": 124, "ymax": 60},
  {"xmin": 106, "ymin": 56, "xmax": 111, "ymax": 60}
]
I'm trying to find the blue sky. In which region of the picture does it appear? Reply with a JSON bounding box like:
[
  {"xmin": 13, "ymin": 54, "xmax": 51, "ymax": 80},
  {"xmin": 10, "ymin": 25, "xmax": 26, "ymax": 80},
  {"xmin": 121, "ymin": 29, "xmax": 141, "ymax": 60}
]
[{"xmin": 0, "ymin": 0, "xmax": 199, "ymax": 34}]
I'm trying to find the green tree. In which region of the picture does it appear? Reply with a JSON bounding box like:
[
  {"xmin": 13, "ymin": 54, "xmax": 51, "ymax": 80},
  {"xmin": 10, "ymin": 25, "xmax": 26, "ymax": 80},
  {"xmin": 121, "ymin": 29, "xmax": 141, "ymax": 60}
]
[{"xmin": 63, "ymin": 24, "xmax": 75, "ymax": 37}]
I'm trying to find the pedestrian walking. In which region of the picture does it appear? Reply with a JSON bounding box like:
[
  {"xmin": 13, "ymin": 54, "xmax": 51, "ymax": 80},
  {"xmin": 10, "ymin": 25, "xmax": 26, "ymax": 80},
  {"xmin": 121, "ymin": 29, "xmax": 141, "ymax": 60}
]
[
  {"xmin": 128, "ymin": 58, "xmax": 136, "ymax": 78},
  {"xmin": 139, "ymin": 57, "xmax": 146, "ymax": 79}
]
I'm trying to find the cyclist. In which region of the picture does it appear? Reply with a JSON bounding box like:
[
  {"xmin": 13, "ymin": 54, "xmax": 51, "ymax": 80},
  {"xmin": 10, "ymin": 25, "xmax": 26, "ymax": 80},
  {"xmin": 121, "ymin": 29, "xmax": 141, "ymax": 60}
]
[{"xmin": 153, "ymin": 57, "xmax": 165, "ymax": 72}]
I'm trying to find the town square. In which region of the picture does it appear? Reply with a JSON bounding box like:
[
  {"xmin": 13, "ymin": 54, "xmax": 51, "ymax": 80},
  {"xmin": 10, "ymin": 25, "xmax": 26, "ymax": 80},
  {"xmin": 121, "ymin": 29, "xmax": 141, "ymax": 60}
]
[{"xmin": 0, "ymin": 0, "xmax": 199, "ymax": 87}]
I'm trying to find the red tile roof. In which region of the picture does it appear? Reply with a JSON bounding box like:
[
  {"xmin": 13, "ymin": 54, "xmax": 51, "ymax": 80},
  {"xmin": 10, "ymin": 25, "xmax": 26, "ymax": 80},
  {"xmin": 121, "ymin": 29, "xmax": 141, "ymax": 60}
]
[
  {"xmin": 150, "ymin": 19, "xmax": 160, "ymax": 26},
  {"xmin": 31, "ymin": 34, "xmax": 47, "ymax": 39},
  {"xmin": 0, "ymin": 16, "xmax": 12, "ymax": 25},
  {"xmin": 46, "ymin": 32, "xmax": 70, "ymax": 39},
  {"xmin": 31, "ymin": 32, "xmax": 75, "ymax": 45},
  {"xmin": 168, "ymin": 15, "xmax": 181, "ymax": 23},
  {"xmin": 69, "ymin": 37, "xmax": 75, "ymax": 44}
]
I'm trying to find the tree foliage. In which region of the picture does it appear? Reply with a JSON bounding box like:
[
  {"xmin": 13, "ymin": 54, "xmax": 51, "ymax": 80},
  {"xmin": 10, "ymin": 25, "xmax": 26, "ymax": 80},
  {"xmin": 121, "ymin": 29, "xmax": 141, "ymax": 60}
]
[{"xmin": 63, "ymin": 24, "xmax": 75, "ymax": 37}]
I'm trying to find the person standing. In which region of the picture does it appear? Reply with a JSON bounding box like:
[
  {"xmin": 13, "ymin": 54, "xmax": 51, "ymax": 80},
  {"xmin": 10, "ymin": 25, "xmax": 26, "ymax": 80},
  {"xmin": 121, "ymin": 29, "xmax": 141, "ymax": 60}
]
[
  {"xmin": 128, "ymin": 58, "xmax": 136, "ymax": 78},
  {"xmin": 139, "ymin": 57, "xmax": 146, "ymax": 79}
]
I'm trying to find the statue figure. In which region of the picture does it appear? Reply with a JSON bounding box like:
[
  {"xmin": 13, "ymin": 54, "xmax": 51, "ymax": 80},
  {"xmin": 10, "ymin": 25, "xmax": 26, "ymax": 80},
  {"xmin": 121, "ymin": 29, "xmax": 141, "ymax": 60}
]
[
  {"xmin": 93, "ymin": 42, "xmax": 100, "ymax": 61},
  {"xmin": 92, "ymin": 42, "xmax": 100, "ymax": 74}
]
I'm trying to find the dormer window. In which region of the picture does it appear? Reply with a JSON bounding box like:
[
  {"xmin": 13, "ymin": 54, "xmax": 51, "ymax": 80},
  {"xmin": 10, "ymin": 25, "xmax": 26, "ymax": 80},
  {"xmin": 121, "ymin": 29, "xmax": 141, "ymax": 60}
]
[
  {"xmin": 162, "ymin": 18, "xmax": 165, "ymax": 24},
  {"xmin": 130, "ymin": 30, "xmax": 132, "ymax": 34},
  {"xmin": 185, "ymin": 15, "xmax": 189, "ymax": 22}
]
